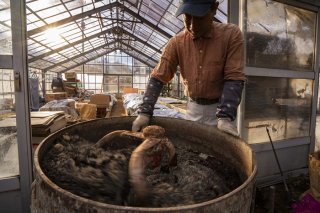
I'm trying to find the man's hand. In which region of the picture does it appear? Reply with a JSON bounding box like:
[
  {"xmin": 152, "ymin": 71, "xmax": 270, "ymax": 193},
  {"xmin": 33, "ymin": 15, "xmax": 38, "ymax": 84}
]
[
  {"xmin": 132, "ymin": 114, "xmax": 150, "ymax": 132},
  {"xmin": 217, "ymin": 118, "xmax": 239, "ymax": 137}
]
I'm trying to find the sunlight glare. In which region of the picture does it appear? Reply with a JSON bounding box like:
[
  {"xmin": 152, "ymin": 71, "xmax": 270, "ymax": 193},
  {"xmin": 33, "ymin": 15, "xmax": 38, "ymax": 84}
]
[{"xmin": 44, "ymin": 28, "xmax": 61, "ymax": 43}]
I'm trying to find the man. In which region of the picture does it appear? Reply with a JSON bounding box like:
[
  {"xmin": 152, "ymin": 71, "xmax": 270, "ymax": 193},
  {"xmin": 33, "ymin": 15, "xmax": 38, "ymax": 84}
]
[{"xmin": 132, "ymin": 0, "xmax": 245, "ymax": 137}]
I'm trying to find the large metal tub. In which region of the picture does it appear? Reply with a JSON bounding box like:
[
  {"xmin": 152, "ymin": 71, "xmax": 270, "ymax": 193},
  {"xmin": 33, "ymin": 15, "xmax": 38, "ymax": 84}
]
[{"xmin": 32, "ymin": 117, "xmax": 257, "ymax": 213}]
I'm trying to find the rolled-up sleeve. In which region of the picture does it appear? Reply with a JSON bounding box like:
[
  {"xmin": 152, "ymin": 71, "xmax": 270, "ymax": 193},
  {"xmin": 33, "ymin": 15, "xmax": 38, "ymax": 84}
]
[
  {"xmin": 224, "ymin": 26, "xmax": 246, "ymax": 81},
  {"xmin": 151, "ymin": 37, "xmax": 179, "ymax": 83}
]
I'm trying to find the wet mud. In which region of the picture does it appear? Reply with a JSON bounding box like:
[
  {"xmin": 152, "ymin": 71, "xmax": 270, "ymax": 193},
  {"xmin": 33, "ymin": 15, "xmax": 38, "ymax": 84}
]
[{"xmin": 42, "ymin": 133, "xmax": 242, "ymax": 207}]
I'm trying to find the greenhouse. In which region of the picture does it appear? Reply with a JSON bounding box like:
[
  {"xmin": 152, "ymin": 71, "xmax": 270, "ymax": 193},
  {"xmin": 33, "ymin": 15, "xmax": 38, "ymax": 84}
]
[{"xmin": 1, "ymin": 0, "xmax": 320, "ymax": 212}]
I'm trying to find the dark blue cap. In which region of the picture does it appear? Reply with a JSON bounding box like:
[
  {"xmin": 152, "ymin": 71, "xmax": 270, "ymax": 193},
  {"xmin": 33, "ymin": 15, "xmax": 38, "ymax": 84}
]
[{"xmin": 175, "ymin": 0, "xmax": 216, "ymax": 17}]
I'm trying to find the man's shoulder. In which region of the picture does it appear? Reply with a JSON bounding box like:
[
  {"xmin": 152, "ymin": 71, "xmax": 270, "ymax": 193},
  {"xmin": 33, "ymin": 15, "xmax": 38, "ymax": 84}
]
[
  {"xmin": 174, "ymin": 30, "xmax": 188, "ymax": 39},
  {"xmin": 213, "ymin": 21, "xmax": 240, "ymax": 32}
]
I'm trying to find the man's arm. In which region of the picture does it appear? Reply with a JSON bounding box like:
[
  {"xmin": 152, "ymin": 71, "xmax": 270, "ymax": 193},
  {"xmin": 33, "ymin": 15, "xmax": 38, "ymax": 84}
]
[
  {"xmin": 216, "ymin": 80, "xmax": 244, "ymax": 121},
  {"xmin": 132, "ymin": 37, "xmax": 179, "ymax": 132},
  {"xmin": 216, "ymin": 25, "xmax": 246, "ymax": 136},
  {"xmin": 132, "ymin": 77, "xmax": 164, "ymax": 132},
  {"xmin": 137, "ymin": 77, "xmax": 164, "ymax": 116}
]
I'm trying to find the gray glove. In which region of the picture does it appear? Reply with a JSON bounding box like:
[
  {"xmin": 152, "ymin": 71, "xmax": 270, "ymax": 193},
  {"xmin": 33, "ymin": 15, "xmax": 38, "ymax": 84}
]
[
  {"xmin": 132, "ymin": 114, "xmax": 150, "ymax": 132},
  {"xmin": 217, "ymin": 118, "xmax": 239, "ymax": 137}
]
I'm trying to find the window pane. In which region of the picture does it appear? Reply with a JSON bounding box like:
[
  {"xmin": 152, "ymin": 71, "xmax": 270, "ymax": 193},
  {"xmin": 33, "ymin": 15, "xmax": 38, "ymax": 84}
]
[
  {"xmin": 0, "ymin": 69, "xmax": 19, "ymax": 178},
  {"xmin": 119, "ymin": 85, "xmax": 133, "ymax": 93},
  {"xmin": 244, "ymin": 76, "xmax": 312, "ymax": 144},
  {"xmin": 105, "ymin": 65, "xmax": 122, "ymax": 74},
  {"xmin": 245, "ymin": 0, "xmax": 316, "ymax": 71},
  {"xmin": 0, "ymin": 0, "xmax": 12, "ymax": 55},
  {"xmin": 103, "ymin": 85, "xmax": 118, "ymax": 93},
  {"xmin": 104, "ymin": 76, "xmax": 118, "ymax": 84},
  {"xmin": 119, "ymin": 76, "xmax": 132, "ymax": 84}
]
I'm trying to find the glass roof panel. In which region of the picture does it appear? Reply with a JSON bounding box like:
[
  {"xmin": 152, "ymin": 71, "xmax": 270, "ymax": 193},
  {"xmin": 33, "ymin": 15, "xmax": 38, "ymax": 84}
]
[
  {"xmin": 26, "ymin": 0, "xmax": 61, "ymax": 11},
  {"xmin": 29, "ymin": 59, "xmax": 54, "ymax": 69},
  {"xmin": 73, "ymin": 56, "xmax": 88, "ymax": 64},
  {"xmin": 216, "ymin": 0, "xmax": 228, "ymax": 23},
  {"xmin": 43, "ymin": 53, "xmax": 66, "ymax": 63},
  {"xmin": 26, "ymin": 0, "xmax": 228, "ymax": 72},
  {"xmin": 63, "ymin": 0, "xmax": 85, "ymax": 10},
  {"xmin": 36, "ymin": 5, "xmax": 66, "ymax": 19},
  {"xmin": 140, "ymin": 5, "xmax": 161, "ymax": 22},
  {"xmin": 28, "ymin": 40, "xmax": 42, "ymax": 52},
  {"xmin": 124, "ymin": 49, "xmax": 157, "ymax": 68},
  {"xmin": 61, "ymin": 60, "xmax": 78, "ymax": 68},
  {"xmin": 49, "ymin": 65, "xmax": 66, "ymax": 73},
  {"xmin": 57, "ymin": 48, "xmax": 81, "ymax": 59},
  {"xmin": 29, "ymin": 45, "xmax": 50, "ymax": 56},
  {"xmin": 26, "ymin": 13, "xmax": 38, "ymax": 23},
  {"xmin": 50, "ymin": 54, "xmax": 68, "ymax": 62},
  {"xmin": 131, "ymin": 41, "xmax": 158, "ymax": 56}
]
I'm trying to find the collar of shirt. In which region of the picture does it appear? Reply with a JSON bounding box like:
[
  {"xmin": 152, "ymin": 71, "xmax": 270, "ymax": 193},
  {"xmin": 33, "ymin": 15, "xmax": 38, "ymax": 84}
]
[{"xmin": 185, "ymin": 24, "xmax": 213, "ymax": 40}]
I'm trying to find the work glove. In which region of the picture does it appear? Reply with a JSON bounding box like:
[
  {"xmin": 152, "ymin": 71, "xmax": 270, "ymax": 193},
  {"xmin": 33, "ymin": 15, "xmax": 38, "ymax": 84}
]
[
  {"xmin": 217, "ymin": 118, "xmax": 239, "ymax": 137},
  {"xmin": 132, "ymin": 114, "xmax": 150, "ymax": 132}
]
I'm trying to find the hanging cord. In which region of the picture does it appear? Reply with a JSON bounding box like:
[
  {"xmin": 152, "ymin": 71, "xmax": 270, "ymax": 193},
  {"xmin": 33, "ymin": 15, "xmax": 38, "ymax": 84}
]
[{"xmin": 266, "ymin": 127, "xmax": 294, "ymax": 202}]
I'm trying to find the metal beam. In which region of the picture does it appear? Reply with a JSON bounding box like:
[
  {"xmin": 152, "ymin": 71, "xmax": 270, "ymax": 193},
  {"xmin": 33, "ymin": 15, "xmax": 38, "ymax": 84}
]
[
  {"xmin": 57, "ymin": 48, "xmax": 116, "ymax": 74},
  {"xmin": 121, "ymin": 49, "xmax": 155, "ymax": 68},
  {"xmin": 28, "ymin": 28, "xmax": 116, "ymax": 63},
  {"xmin": 27, "ymin": 1, "xmax": 173, "ymax": 39},
  {"xmin": 43, "ymin": 37, "xmax": 157, "ymax": 72},
  {"xmin": 57, "ymin": 42, "xmax": 157, "ymax": 74},
  {"xmin": 42, "ymin": 40, "xmax": 116, "ymax": 72},
  {"xmin": 27, "ymin": 1, "xmax": 118, "ymax": 36},
  {"xmin": 28, "ymin": 25, "xmax": 161, "ymax": 64},
  {"xmin": 89, "ymin": 15, "xmax": 143, "ymax": 23},
  {"xmin": 98, "ymin": 26, "xmax": 161, "ymax": 54},
  {"xmin": 122, "ymin": 6, "xmax": 172, "ymax": 38},
  {"xmin": 119, "ymin": 41, "xmax": 158, "ymax": 65},
  {"xmin": 118, "ymin": 27, "xmax": 162, "ymax": 54}
]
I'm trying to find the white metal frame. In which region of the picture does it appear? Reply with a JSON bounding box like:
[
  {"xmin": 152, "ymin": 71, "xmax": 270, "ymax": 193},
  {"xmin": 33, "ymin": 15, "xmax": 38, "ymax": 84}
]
[
  {"xmin": 0, "ymin": 0, "xmax": 33, "ymax": 212},
  {"xmin": 12, "ymin": 0, "xmax": 33, "ymax": 211},
  {"xmin": 230, "ymin": 0, "xmax": 320, "ymax": 185}
]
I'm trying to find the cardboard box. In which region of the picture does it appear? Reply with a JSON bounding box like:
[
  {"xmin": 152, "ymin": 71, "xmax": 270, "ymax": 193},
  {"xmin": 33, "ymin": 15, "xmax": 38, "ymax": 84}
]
[
  {"xmin": 65, "ymin": 72, "xmax": 77, "ymax": 81},
  {"xmin": 123, "ymin": 87, "xmax": 139, "ymax": 94},
  {"xmin": 45, "ymin": 92, "xmax": 67, "ymax": 102}
]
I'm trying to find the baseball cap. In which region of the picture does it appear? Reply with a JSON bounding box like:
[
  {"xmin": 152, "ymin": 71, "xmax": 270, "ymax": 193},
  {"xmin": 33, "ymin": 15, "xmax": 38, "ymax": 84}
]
[{"xmin": 175, "ymin": 0, "xmax": 217, "ymax": 17}]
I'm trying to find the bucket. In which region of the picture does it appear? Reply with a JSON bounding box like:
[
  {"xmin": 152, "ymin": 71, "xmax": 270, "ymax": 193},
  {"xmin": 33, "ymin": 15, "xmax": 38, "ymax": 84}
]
[{"xmin": 32, "ymin": 117, "xmax": 257, "ymax": 212}]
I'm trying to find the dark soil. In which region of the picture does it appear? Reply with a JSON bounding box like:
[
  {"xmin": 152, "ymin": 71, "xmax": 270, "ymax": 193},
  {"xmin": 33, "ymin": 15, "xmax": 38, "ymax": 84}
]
[
  {"xmin": 254, "ymin": 174, "xmax": 311, "ymax": 212},
  {"xmin": 42, "ymin": 134, "xmax": 242, "ymax": 207}
]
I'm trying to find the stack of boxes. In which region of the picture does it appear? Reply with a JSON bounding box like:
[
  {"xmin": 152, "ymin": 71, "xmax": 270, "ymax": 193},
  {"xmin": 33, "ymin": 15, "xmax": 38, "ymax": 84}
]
[{"xmin": 64, "ymin": 72, "xmax": 80, "ymax": 97}]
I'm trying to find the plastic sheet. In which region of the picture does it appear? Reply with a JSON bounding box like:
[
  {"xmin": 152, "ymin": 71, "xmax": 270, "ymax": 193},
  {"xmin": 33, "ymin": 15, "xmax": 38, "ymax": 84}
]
[{"xmin": 122, "ymin": 93, "xmax": 185, "ymax": 119}]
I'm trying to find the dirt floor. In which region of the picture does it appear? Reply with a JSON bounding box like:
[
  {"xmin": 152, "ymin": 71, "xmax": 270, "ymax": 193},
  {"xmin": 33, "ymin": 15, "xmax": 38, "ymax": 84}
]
[{"xmin": 254, "ymin": 174, "xmax": 311, "ymax": 212}]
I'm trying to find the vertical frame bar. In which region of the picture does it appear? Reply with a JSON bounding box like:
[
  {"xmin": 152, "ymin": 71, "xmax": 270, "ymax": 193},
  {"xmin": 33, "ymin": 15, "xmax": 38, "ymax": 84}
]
[
  {"xmin": 42, "ymin": 71, "xmax": 46, "ymax": 96},
  {"xmin": 11, "ymin": 0, "xmax": 33, "ymax": 212},
  {"xmin": 228, "ymin": 0, "xmax": 240, "ymax": 25},
  {"xmin": 228, "ymin": 0, "xmax": 246, "ymax": 138},
  {"xmin": 310, "ymin": 9, "xmax": 320, "ymax": 153}
]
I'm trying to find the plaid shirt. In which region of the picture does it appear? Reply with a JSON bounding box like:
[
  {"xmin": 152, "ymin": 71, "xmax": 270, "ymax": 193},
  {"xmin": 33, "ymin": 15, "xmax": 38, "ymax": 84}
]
[{"xmin": 151, "ymin": 21, "xmax": 246, "ymax": 100}]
